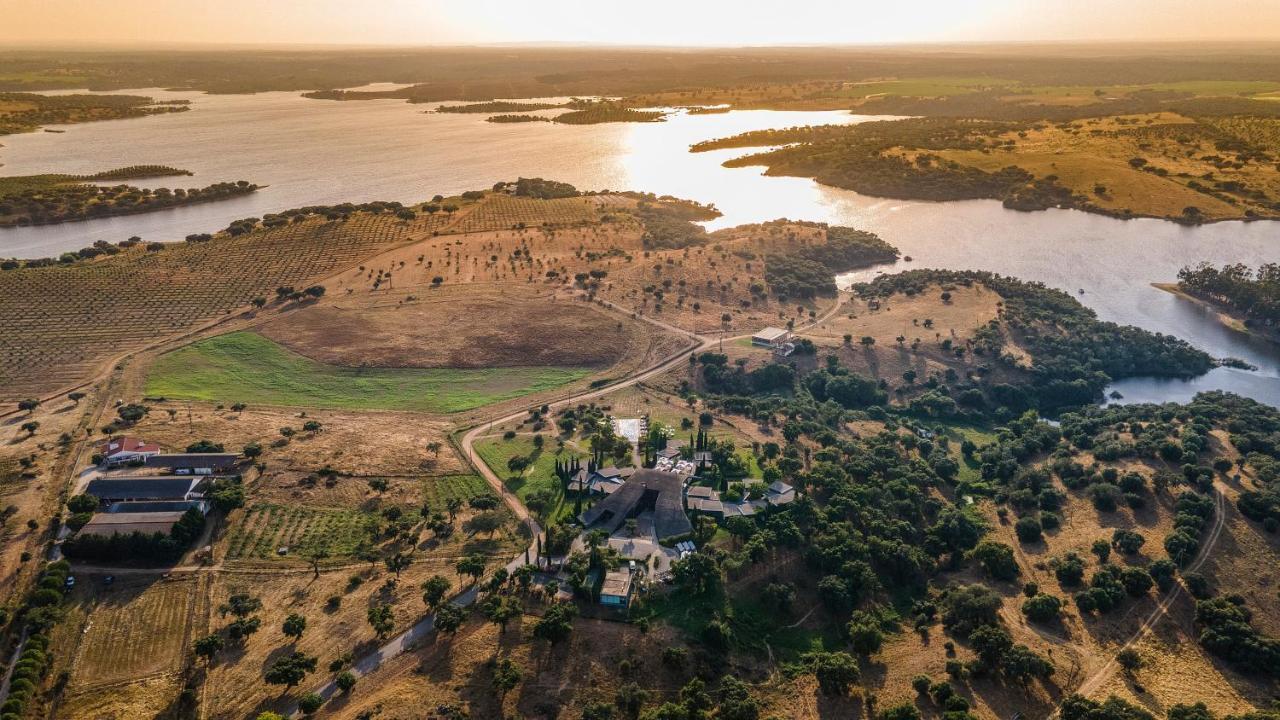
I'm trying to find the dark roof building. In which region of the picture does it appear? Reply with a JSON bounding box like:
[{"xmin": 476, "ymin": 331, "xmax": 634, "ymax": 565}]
[
  {"xmin": 144, "ymin": 454, "xmax": 239, "ymax": 473},
  {"xmin": 106, "ymin": 500, "xmax": 208, "ymax": 514},
  {"xmin": 85, "ymin": 477, "xmax": 201, "ymax": 503},
  {"xmin": 580, "ymin": 469, "xmax": 691, "ymax": 540}
]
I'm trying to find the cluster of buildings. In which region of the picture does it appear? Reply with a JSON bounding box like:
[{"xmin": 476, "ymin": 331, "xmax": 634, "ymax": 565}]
[
  {"xmin": 574, "ymin": 453, "xmax": 796, "ymax": 609},
  {"xmin": 76, "ymin": 436, "xmax": 238, "ymax": 538},
  {"xmin": 685, "ymin": 480, "xmax": 795, "ymax": 519}
]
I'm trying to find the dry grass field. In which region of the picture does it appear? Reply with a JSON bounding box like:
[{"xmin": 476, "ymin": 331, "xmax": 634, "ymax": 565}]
[
  {"xmin": 320, "ymin": 208, "xmax": 836, "ymax": 336},
  {"xmin": 201, "ymin": 558, "xmax": 518, "ymax": 719},
  {"xmin": 319, "ymin": 610, "xmax": 698, "ymax": 720},
  {"xmin": 257, "ymin": 285, "xmax": 663, "ymax": 369},
  {"xmin": 67, "ymin": 574, "xmax": 202, "ymax": 688},
  {"xmin": 0, "ymin": 390, "xmax": 95, "ymax": 605},
  {"xmin": 914, "ymin": 112, "xmax": 1280, "ymax": 221},
  {"xmin": 701, "ymin": 282, "xmax": 1028, "ymax": 405},
  {"xmin": 54, "ymin": 674, "xmax": 187, "ymax": 720},
  {"xmin": 113, "ymin": 404, "xmax": 467, "ymax": 478}
]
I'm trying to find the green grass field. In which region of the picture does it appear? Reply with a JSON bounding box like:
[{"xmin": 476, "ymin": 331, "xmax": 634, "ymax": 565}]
[
  {"xmin": 145, "ymin": 331, "xmax": 591, "ymax": 413},
  {"xmin": 474, "ymin": 435, "xmax": 586, "ymax": 521}
]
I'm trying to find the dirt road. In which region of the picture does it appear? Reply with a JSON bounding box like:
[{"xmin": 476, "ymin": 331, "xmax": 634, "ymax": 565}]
[{"xmin": 1049, "ymin": 486, "xmax": 1227, "ymax": 715}]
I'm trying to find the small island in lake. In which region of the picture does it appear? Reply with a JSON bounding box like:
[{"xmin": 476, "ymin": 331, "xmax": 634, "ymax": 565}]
[
  {"xmin": 437, "ymin": 101, "xmax": 567, "ymax": 114},
  {"xmin": 552, "ymin": 101, "xmax": 666, "ymax": 124},
  {"xmin": 485, "ymin": 114, "xmax": 550, "ymax": 123}
]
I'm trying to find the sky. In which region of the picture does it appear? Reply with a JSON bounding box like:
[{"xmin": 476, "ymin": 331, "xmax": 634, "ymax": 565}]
[{"xmin": 2, "ymin": 0, "xmax": 1280, "ymax": 47}]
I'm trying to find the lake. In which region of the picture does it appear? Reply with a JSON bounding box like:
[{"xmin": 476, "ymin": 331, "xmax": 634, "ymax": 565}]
[{"xmin": 1, "ymin": 88, "xmax": 1277, "ymax": 406}]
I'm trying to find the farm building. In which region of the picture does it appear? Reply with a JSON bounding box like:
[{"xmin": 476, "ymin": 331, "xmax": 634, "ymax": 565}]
[
  {"xmin": 599, "ymin": 568, "xmax": 636, "ymax": 607},
  {"xmin": 77, "ymin": 511, "xmax": 188, "ymax": 537},
  {"xmin": 84, "ymin": 477, "xmax": 202, "ymax": 504},
  {"xmin": 580, "ymin": 468, "xmax": 691, "ymax": 539},
  {"xmin": 567, "ymin": 467, "xmax": 591, "ymax": 494},
  {"xmin": 751, "ymin": 327, "xmax": 791, "ymax": 348},
  {"xmin": 144, "ymin": 453, "xmax": 239, "ymax": 474},
  {"xmin": 580, "ymin": 466, "xmax": 634, "ymax": 495},
  {"xmin": 767, "ymin": 480, "xmax": 796, "ymax": 505},
  {"xmin": 96, "ymin": 437, "xmax": 161, "ymax": 467},
  {"xmin": 106, "ymin": 500, "xmax": 209, "ymax": 515},
  {"xmin": 685, "ymin": 481, "xmax": 795, "ymax": 519}
]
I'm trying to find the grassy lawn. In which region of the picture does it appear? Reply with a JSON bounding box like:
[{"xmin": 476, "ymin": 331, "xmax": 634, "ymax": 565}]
[
  {"xmin": 145, "ymin": 331, "xmax": 591, "ymax": 413},
  {"xmin": 473, "ymin": 435, "xmax": 587, "ymax": 521},
  {"xmin": 933, "ymin": 420, "xmax": 998, "ymax": 491}
]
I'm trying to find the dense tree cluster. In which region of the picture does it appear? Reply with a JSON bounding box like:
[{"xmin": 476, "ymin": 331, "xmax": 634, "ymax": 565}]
[
  {"xmin": 855, "ymin": 270, "xmax": 1212, "ymax": 409},
  {"xmin": 1178, "ymin": 263, "xmax": 1280, "ymax": 324},
  {"xmin": 1195, "ymin": 596, "xmax": 1280, "ymax": 678},
  {"xmin": 635, "ymin": 203, "xmax": 708, "ymax": 250},
  {"xmin": 764, "ymin": 227, "xmax": 898, "ymax": 299},
  {"xmin": 552, "ymin": 101, "xmax": 665, "ymax": 125},
  {"xmin": 508, "ymin": 177, "xmax": 581, "ymax": 199},
  {"xmin": 1, "ymin": 560, "xmax": 70, "ymax": 719},
  {"xmin": 0, "ymin": 92, "xmax": 189, "ymax": 135},
  {"xmin": 0, "ymin": 179, "xmax": 257, "ymax": 228}
]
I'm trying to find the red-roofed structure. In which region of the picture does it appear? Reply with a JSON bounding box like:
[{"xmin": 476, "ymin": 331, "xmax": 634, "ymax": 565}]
[{"xmin": 97, "ymin": 437, "xmax": 161, "ymax": 467}]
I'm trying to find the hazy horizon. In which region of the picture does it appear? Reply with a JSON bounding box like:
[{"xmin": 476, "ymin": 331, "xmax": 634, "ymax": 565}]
[{"xmin": 4, "ymin": 0, "xmax": 1280, "ymax": 48}]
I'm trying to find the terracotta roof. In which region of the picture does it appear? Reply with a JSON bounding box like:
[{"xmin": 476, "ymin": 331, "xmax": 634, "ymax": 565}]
[
  {"xmin": 98, "ymin": 437, "xmax": 160, "ymax": 456},
  {"xmin": 78, "ymin": 512, "xmax": 185, "ymax": 537}
]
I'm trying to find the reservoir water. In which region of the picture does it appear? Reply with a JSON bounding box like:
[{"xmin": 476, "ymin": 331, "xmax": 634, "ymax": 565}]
[{"xmin": 1, "ymin": 88, "xmax": 1277, "ymax": 406}]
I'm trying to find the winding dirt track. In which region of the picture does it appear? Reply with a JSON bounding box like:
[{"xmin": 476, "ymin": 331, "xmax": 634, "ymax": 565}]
[{"xmin": 1048, "ymin": 486, "xmax": 1227, "ymax": 716}]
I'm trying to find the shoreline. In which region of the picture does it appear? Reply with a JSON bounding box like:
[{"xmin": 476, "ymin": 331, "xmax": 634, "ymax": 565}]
[
  {"xmin": 1152, "ymin": 282, "xmax": 1279, "ymax": 346},
  {"xmin": 0, "ymin": 185, "xmax": 262, "ymax": 232}
]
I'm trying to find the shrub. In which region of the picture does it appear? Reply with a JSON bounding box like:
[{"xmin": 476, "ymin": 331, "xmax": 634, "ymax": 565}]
[
  {"xmin": 942, "ymin": 584, "xmax": 1002, "ymax": 636},
  {"xmin": 971, "ymin": 540, "xmax": 1018, "ymax": 580},
  {"xmin": 298, "ymin": 693, "xmax": 324, "ymax": 715},
  {"xmin": 1014, "ymin": 516, "xmax": 1043, "ymax": 543},
  {"xmin": 1022, "ymin": 593, "xmax": 1064, "ymax": 623},
  {"xmin": 811, "ymin": 651, "xmax": 860, "ymax": 695},
  {"xmin": 1112, "ymin": 529, "xmax": 1146, "ymax": 555}
]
